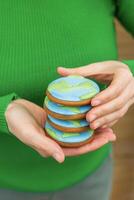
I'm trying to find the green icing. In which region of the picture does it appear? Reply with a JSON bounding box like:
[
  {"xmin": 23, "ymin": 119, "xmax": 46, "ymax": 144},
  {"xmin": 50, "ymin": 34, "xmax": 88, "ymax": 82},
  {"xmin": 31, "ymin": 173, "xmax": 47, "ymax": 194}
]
[
  {"xmin": 48, "ymin": 79, "xmax": 94, "ymax": 94},
  {"xmin": 45, "ymin": 96, "xmax": 81, "ymax": 114},
  {"xmin": 61, "ymin": 106, "xmax": 80, "ymax": 114},
  {"xmin": 47, "ymin": 127, "xmax": 81, "ymax": 139},
  {"xmin": 62, "ymin": 133, "xmax": 80, "ymax": 137},
  {"xmin": 44, "ymin": 97, "xmax": 49, "ymax": 107},
  {"xmin": 79, "ymin": 91, "xmax": 96, "ymax": 100},
  {"xmin": 46, "ymin": 128, "xmax": 58, "ymax": 139},
  {"xmin": 71, "ymin": 120, "xmax": 81, "ymax": 126},
  {"xmin": 48, "ymin": 81, "xmax": 69, "ymax": 93},
  {"xmin": 77, "ymin": 81, "xmax": 92, "ymax": 88},
  {"xmin": 47, "ymin": 76, "xmax": 100, "ymax": 101}
]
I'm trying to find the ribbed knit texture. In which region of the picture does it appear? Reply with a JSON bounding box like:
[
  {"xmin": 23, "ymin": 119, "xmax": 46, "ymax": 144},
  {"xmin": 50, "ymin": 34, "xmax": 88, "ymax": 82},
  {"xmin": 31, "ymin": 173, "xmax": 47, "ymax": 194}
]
[
  {"xmin": 0, "ymin": 0, "xmax": 133, "ymax": 192},
  {"xmin": 0, "ymin": 93, "xmax": 21, "ymax": 134}
]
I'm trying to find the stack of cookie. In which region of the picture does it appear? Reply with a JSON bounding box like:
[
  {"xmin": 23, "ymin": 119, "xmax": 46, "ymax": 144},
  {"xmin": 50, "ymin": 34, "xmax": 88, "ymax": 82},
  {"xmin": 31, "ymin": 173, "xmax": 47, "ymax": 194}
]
[{"xmin": 44, "ymin": 75, "xmax": 100, "ymax": 147}]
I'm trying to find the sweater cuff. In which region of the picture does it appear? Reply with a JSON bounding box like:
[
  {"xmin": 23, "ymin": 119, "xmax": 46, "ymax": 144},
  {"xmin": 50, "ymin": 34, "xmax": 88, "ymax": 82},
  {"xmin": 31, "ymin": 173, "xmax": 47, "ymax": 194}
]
[
  {"xmin": 122, "ymin": 60, "xmax": 134, "ymax": 76},
  {"xmin": 0, "ymin": 92, "xmax": 21, "ymax": 135}
]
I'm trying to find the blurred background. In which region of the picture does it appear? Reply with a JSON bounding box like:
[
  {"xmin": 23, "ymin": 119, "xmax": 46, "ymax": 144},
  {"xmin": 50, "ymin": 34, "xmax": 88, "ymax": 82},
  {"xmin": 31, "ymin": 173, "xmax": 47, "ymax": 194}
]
[{"xmin": 111, "ymin": 20, "xmax": 134, "ymax": 200}]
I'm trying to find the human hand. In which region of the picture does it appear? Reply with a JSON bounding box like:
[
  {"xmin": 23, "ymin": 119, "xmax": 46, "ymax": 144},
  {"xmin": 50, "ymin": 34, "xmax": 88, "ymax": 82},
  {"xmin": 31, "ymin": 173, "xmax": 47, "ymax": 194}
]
[
  {"xmin": 62, "ymin": 127, "xmax": 116, "ymax": 156},
  {"xmin": 57, "ymin": 61, "xmax": 134, "ymax": 129},
  {"xmin": 5, "ymin": 99, "xmax": 65, "ymax": 163}
]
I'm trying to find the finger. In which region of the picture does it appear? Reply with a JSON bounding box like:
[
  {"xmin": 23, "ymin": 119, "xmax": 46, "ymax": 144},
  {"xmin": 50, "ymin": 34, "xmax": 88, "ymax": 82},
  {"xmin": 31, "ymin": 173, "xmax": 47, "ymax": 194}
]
[
  {"xmin": 91, "ymin": 70, "xmax": 133, "ymax": 106},
  {"xmin": 57, "ymin": 61, "xmax": 128, "ymax": 77},
  {"xmin": 100, "ymin": 120, "xmax": 118, "ymax": 128},
  {"xmin": 90, "ymin": 109, "xmax": 125, "ymax": 129},
  {"xmin": 32, "ymin": 133, "xmax": 65, "ymax": 163},
  {"xmin": 87, "ymin": 80, "xmax": 134, "ymax": 122},
  {"xmin": 57, "ymin": 64, "xmax": 97, "ymax": 77},
  {"xmin": 100, "ymin": 96, "xmax": 133, "ymax": 129},
  {"xmin": 36, "ymin": 149, "xmax": 50, "ymax": 158},
  {"xmin": 25, "ymin": 124, "xmax": 65, "ymax": 163},
  {"xmin": 90, "ymin": 96, "xmax": 134, "ymax": 129},
  {"xmin": 57, "ymin": 66, "xmax": 113, "ymax": 84},
  {"xmin": 62, "ymin": 128, "xmax": 116, "ymax": 156}
]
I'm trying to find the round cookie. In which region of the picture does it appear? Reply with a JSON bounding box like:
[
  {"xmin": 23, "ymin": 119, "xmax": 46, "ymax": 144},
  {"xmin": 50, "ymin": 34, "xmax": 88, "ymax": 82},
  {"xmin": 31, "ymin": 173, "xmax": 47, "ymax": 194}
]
[
  {"xmin": 47, "ymin": 115, "xmax": 89, "ymax": 133},
  {"xmin": 46, "ymin": 75, "xmax": 100, "ymax": 106},
  {"xmin": 44, "ymin": 96, "xmax": 92, "ymax": 120},
  {"xmin": 45, "ymin": 121, "xmax": 94, "ymax": 147}
]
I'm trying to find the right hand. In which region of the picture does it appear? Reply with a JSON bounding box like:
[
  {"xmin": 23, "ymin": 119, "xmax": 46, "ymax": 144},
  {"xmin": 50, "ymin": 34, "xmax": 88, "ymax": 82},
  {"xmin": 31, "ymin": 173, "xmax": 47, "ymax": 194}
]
[{"xmin": 5, "ymin": 98, "xmax": 65, "ymax": 163}]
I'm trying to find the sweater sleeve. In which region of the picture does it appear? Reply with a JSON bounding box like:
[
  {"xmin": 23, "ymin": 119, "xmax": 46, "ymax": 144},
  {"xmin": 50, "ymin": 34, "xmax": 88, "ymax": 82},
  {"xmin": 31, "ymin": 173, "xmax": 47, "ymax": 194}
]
[
  {"xmin": 0, "ymin": 92, "xmax": 21, "ymax": 135},
  {"xmin": 114, "ymin": 0, "xmax": 134, "ymax": 76}
]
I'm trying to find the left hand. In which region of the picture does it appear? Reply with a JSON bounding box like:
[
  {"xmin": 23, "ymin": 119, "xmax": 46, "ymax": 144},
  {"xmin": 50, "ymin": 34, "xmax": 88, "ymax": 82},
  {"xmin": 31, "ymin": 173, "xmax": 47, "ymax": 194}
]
[
  {"xmin": 57, "ymin": 60, "xmax": 134, "ymax": 130},
  {"xmin": 62, "ymin": 127, "xmax": 116, "ymax": 156}
]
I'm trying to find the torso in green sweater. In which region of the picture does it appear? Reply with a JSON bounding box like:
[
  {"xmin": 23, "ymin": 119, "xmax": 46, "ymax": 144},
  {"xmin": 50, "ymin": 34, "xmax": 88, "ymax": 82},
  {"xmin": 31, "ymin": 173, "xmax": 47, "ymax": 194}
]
[{"xmin": 0, "ymin": 0, "xmax": 133, "ymax": 192}]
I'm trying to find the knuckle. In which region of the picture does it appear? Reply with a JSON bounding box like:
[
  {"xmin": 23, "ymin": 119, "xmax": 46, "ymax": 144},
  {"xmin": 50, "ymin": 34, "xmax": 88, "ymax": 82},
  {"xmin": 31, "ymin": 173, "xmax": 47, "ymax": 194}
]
[
  {"xmin": 118, "ymin": 106, "xmax": 127, "ymax": 118},
  {"xmin": 117, "ymin": 109, "xmax": 124, "ymax": 118},
  {"xmin": 117, "ymin": 111, "xmax": 122, "ymax": 118},
  {"xmin": 38, "ymin": 150, "xmax": 49, "ymax": 158},
  {"xmin": 31, "ymin": 136, "xmax": 46, "ymax": 152},
  {"xmin": 119, "ymin": 67, "xmax": 133, "ymax": 78},
  {"xmin": 100, "ymin": 116, "xmax": 109, "ymax": 124},
  {"xmin": 111, "ymin": 82, "xmax": 123, "ymax": 96},
  {"xmin": 117, "ymin": 99, "xmax": 124, "ymax": 109},
  {"xmin": 102, "ymin": 106, "xmax": 110, "ymax": 115},
  {"xmin": 116, "ymin": 83, "xmax": 123, "ymax": 93},
  {"xmin": 95, "ymin": 108, "xmax": 104, "ymax": 116},
  {"xmin": 36, "ymin": 143, "xmax": 49, "ymax": 154},
  {"xmin": 112, "ymin": 88, "xmax": 120, "ymax": 98},
  {"xmin": 104, "ymin": 116, "xmax": 110, "ymax": 123},
  {"xmin": 99, "ymin": 109, "xmax": 107, "ymax": 117},
  {"xmin": 87, "ymin": 108, "xmax": 103, "ymax": 118},
  {"xmin": 102, "ymin": 89, "xmax": 116, "ymax": 102}
]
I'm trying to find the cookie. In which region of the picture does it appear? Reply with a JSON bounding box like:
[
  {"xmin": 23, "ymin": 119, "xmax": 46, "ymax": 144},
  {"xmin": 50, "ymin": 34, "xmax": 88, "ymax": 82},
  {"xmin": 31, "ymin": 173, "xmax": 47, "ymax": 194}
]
[
  {"xmin": 45, "ymin": 121, "xmax": 94, "ymax": 147},
  {"xmin": 44, "ymin": 96, "xmax": 91, "ymax": 120},
  {"xmin": 44, "ymin": 75, "xmax": 99, "ymax": 147},
  {"xmin": 47, "ymin": 114, "xmax": 89, "ymax": 133},
  {"xmin": 46, "ymin": 75, "xmax": 100, "ymax": 106}
]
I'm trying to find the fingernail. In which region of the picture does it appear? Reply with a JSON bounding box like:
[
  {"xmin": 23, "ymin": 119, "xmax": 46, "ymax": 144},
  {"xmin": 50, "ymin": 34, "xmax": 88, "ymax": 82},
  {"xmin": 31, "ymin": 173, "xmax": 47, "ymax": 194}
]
[
  {"xmin": 89, "ymin": 114, "xmax": 96, "ymax": 122},
  {"xmin": 53, "ymin": 152, "xmax": 63, "ymax": 163},
  {"xmin": 91, "ymin": 100, "xmax": 101, "ymax": 106},
  {"xmin": 101, "ymin": 125, "xmax": 107, "ymax": 128},
  {"xmin": 93, "ymin": 122, "xmax": 100, "ymax": 129}
]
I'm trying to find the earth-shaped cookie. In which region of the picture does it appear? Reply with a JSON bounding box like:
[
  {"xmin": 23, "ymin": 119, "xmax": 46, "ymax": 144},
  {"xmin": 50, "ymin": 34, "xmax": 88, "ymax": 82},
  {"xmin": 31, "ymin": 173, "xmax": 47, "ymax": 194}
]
[
  {"xmin": 47, "ymin": 114, "xmax": 89, "ymax": 133},
  {"xmin": 45, "ymin": 121, "xmax": 94, "ymax": 147},
  {"xmin": 44, "ymin": 96, "xmax": 92, "ymax": 120},
  {"xmin": 46, "ymin": 75, "xmax": 100, "ymax": 106}
]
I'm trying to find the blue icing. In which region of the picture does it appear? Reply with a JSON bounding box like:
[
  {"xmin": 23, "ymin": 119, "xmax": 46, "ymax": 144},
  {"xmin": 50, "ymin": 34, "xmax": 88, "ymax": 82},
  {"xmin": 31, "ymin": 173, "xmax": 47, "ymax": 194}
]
[
  {"xmin": 45, "ymin": 121, "xmax": 93, "ymax": 143},
  {"xmin": 47, "ymin": 75, "xmax": 100, "ymax": 101},
  {"xmin": 44, "ymin": 96, "xmax": 91, "ymax": 115},
  {"xmin": 60, "ymin": 76, "xmax": 85, "ymax": 85},
  {"xmin": 48, "ymin": 115, "xmax": 89, "ymax": 128}
]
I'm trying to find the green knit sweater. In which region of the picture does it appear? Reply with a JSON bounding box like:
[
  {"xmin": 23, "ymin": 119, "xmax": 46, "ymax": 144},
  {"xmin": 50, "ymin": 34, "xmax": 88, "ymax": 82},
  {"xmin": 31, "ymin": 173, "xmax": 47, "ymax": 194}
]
[{"xmin": 0, "ymin": 0, "xmax": 134, "ymax": 192}]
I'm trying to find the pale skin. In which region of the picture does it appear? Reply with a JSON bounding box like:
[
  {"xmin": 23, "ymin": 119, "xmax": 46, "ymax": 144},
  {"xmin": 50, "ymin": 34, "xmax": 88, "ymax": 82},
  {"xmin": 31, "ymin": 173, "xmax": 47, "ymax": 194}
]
[{"xmin": 5, "ymin": 61, "xmax": 134, "ymax": 163}]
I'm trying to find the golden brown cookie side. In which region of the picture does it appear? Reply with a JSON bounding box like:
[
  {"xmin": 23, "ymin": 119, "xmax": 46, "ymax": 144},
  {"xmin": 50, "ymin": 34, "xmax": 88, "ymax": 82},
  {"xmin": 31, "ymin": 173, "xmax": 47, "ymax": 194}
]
[
  {"xmin": 47, "ymin": 116, "xmax": 89, "ymax": 133},
  {"xmin": 44, "ymin": 106, "xmax": 87, "ymax": 120},
  {"xmin": 46, "ymin": 90, "xmax": 91, "ymax": 106}
]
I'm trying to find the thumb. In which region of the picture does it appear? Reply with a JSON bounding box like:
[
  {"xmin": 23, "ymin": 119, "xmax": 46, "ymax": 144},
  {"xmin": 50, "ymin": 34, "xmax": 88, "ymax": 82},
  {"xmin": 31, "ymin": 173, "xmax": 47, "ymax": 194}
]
[
  {"xmin": 57, "ymin": 61, "xmax": 118, "ymax": 77},
  {"xmin": 57, "ymin": 65, "xmax": 92, "ymax": 77},
  {"xmin": 38, "ymin": 134, "xmax": 65, "ymax": 163}
]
